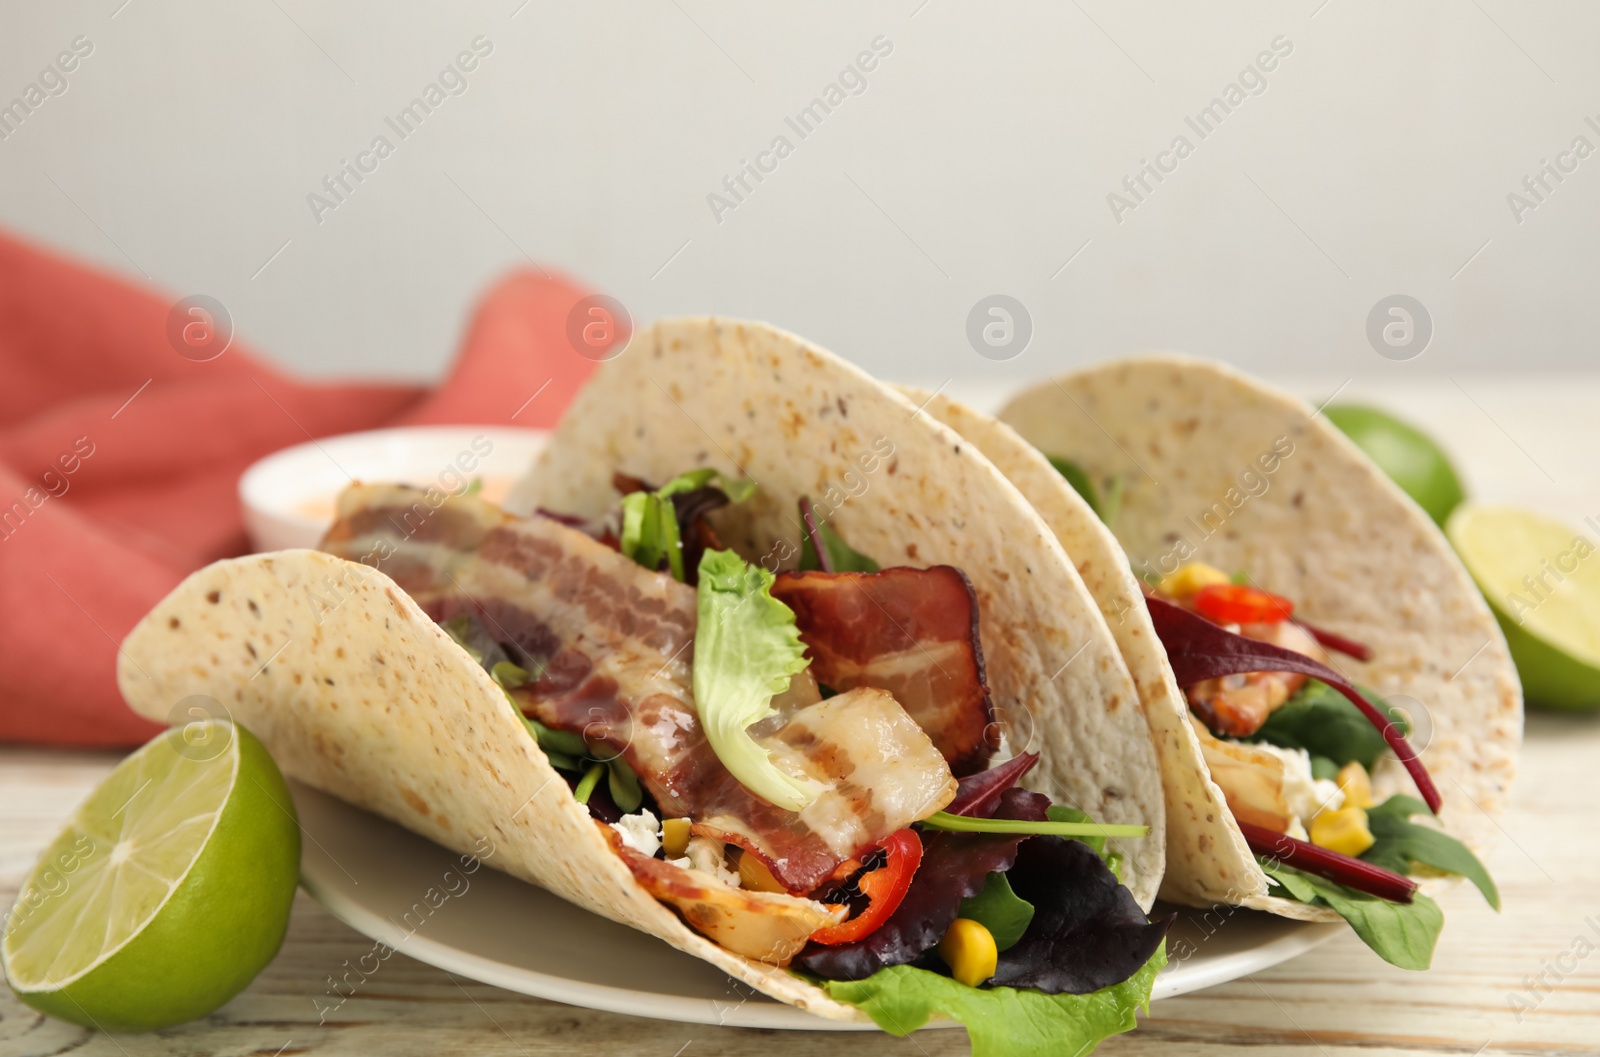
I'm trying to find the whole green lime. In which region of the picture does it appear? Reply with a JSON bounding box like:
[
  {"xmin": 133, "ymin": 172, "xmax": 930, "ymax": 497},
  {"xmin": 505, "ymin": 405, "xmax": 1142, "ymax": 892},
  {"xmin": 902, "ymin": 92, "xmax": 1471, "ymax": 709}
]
[
  {"xmin": 2, "ymin": 720, "xmax": 301, "ymax": 1031},
  {"xmin": 1449, "ymin": 504, "xmax": 1600, "ymax": 712},
  {"xmin": 1325, "ymin": 403, "xmax": 1466, "ymax": 525}
]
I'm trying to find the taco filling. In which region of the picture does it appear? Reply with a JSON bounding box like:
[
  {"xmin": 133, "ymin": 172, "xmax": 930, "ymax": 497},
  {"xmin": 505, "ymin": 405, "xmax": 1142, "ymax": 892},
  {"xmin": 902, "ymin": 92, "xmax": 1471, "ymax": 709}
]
[
  {"xmin": 319, "ymin": 474, "xmax": 1172, "ymax": 1054},
  {"xmin": 1140, "ymin": 560, "xmax": 1499, "ymax": 969}
]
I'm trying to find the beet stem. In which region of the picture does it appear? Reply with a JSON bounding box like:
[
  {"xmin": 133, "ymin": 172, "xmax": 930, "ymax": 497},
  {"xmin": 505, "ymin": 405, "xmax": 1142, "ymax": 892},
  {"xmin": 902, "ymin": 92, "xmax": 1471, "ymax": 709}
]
[
  {"xmin": 1238, "ymin": 821, "xmax": 1418, "ymax": 904},
  {"xmin": 799, "ymin": 497, "xmax": 832, "ymax": 574}
]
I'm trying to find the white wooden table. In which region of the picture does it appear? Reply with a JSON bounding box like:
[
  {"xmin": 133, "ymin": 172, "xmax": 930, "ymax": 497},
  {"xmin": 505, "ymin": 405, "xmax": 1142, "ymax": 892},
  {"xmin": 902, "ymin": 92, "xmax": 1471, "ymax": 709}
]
[{"xmin": 4, "ymin": 374, "xmax": 1599, "ymax": 1055}]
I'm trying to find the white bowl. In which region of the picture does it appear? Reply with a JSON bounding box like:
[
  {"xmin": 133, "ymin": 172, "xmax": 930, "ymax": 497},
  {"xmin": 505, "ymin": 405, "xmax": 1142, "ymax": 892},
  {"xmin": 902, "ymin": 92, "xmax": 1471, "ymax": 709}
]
[{"xmin": 239, "ymin": 426, "xmax": 549, "ymax": 552}]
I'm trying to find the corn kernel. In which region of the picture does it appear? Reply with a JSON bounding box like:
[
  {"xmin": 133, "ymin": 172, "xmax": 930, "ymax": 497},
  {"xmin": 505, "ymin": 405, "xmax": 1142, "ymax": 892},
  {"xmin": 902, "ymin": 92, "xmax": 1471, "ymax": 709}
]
[
  {"xmin": 1335, "ymin": 762, "xmax": 1374, "ymax": 809},
  {"xmin": 938, "ymin": 918, "xmax": 998, "ymax": 987},
  {"xmin": 1158, "ymin": 562, "xmax": 1232, "ymax": 601},
  {"xmin": 662, "ymin": 817, "xmax": 692, "ymax": 859},
  {"xmin": 737, "ymin": 851, "xmax": 788, "ymax": 893},
  {"xmin": 1309, "ymin": 806, "xmax": 1375, "ymax": 857}
]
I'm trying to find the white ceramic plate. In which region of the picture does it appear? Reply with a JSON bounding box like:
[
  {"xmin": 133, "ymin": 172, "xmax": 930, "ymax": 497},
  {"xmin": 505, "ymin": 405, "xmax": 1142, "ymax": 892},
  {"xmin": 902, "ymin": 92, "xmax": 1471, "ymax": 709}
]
[
  {"xmin": 293, "ymin": 781, "xmax": 1340, "ymax": 1030},
  {"xmin": 238, "ymin": 426, "xmax": 549, "ymax": 552}
]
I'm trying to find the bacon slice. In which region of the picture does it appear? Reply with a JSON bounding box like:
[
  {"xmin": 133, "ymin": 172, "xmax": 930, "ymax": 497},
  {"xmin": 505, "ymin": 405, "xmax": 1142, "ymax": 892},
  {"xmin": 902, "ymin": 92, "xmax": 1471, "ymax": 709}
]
[
  {"xmin": 322, "ymin": 484, "xmax": 954, "ymax": 892},
  {"xmin": 770, "ymin": 568, "xmax": 997, "ymax": 775}
]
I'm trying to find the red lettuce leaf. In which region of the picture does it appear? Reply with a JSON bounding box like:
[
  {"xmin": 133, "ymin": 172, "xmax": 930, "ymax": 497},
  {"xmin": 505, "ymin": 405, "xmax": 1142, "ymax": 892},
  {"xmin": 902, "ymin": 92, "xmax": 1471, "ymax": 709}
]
[
  {"xmin": 1293, "ymin": 618, "xmax": 1374, "ymax": 662},
  {"xmin": 946, "ymin": 752, "xmax": 1039, "ymax": 817},
  {"xmin": 989, "ymin": 836, "xmax": 1176, "ymax": 995},
  {"xmin": 1145, "ymin": 596, "xmax": 1440, "ymax": 813}
]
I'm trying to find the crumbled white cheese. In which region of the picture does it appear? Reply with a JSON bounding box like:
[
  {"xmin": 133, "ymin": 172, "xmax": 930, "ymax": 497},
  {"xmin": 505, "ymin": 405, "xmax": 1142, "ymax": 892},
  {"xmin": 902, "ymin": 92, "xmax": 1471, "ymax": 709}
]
[
  {"xmin": 1254, "ymin": 743, "xmax": 1343, "ymax": 826},
  {"xmin": 685, "ymin": 835, "xmax": 741, "ymax": 889},
  {"xmin": 610, "ymin": 809, "xmax": 662, "ymax": 858},
  {"xmin": 667, "ymin": 856, "xmax": 691, "ymax": 870}
]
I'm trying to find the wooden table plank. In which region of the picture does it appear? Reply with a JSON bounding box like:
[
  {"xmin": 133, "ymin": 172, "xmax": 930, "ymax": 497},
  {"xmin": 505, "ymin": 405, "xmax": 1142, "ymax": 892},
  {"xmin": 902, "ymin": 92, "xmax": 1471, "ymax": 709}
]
[{"xmin": 2, "ymin": 710, "xmax": 1595, "ymax": 1056}]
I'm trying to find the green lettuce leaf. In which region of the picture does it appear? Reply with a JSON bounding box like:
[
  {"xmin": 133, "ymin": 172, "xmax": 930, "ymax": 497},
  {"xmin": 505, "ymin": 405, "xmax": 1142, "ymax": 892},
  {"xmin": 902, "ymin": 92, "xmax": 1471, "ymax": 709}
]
[
  {"xmin": 1257, "ymin": 857, "xmax": 1443, "ymax": 970},
  {"xmin": 1362, "ymin": 796, "xmax": 1500, "ymax": 910},
  {"xmin": 620, "ymin": 469, "xmax": 754, "ymax": 581},
  {"xmin": 1248, "ymin": 679, "xmax": 1410, "ymax": 770},
  {"xmin": 958, "ymin": 873, "xmax": 1034, "ymax": 952},
  {"xmin": 799, "ymin": 521, "xmax": 880, "ymax": 573},
  {"xmin": 693, "ymin": 549, "xmax": 819, "ymax": 811},
  {"xmin": 823, "ymin": 941, "xmax": 1164, "ymax": 1057},
  {"xmin": 1045, "ymin": 455, "xmax": 1122, "ymax": 528}
]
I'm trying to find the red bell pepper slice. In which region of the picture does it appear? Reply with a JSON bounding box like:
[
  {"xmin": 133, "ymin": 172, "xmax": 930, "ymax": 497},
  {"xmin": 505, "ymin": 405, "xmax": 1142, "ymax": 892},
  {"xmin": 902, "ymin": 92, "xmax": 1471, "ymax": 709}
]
[
  {"xmin": 1193, "ymin": 583, "xmax": 1295, "ymax": 625},
  {"xmin": 809, "ymin": 829, "xmax": 924, "ymax": 945}
]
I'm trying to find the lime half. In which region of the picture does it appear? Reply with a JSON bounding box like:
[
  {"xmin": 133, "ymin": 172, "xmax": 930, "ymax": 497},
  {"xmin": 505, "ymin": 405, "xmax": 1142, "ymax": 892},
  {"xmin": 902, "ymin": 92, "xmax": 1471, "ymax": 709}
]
[
  {"xmin": 1325, "ymin": 403, "xmax": 1466, "ymax": 525},
  {"xmin": 2, "ymin": 720, "xmax": 300, "ymax": 1031},
  {"xmin": 1449, "ymin": 504, "xmax": 1600, "ymax": 711}
]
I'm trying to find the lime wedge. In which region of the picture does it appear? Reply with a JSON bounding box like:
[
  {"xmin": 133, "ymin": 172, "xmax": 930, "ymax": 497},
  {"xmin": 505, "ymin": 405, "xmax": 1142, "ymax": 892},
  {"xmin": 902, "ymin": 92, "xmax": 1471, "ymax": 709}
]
[
  {"xmin": 3, "ymin": 720, "xmax": 300, "ymax": 1031},
  {"xmin": 1448, "ymin": 504, "xmax": 1600, "ymax": 711},
  {"xmin": 1325, "ymin": 404, "xmax": 1466, "ymax": 525}
]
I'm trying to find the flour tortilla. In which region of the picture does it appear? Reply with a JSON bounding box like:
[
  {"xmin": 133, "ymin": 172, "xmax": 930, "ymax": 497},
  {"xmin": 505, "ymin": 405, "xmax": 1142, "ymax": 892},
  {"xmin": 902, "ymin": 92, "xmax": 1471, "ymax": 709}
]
[
  {"xmin": 898, "ymin": 386, "xmax": 1269, "ymax": 911},
  {"xmin": 995, "ymin": 355, "xmax": 1522, "ymax": 916},
  {"xmin": 506, "ymin": 317, "xmax": 1165, "ymax": 908}
]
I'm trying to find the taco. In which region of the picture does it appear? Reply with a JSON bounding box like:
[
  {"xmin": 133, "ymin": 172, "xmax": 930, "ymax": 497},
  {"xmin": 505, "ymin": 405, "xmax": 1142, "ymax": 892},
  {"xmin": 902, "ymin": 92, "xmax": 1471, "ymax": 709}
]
[
  {"xmin": 986, "ymin": 354, "xmax": 1520, "ymax": 968},
  {"xmin": 118, "ymin": 319, "xmax": 1174, "ymax": 1055}
]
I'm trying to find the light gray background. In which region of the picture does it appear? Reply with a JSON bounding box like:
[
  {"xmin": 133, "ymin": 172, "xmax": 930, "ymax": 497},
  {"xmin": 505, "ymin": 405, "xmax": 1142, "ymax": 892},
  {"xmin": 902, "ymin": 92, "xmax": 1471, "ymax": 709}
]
[{"xmin": 0, "ymin": 1, "xmax": 1594, "ymax": 383}]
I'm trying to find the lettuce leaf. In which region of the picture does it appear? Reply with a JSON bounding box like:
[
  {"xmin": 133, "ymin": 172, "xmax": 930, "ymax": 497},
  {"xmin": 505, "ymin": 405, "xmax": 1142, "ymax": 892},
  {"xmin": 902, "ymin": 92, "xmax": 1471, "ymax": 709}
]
[
  {"xmin": 693, "ymin": 549, "xmax": 819, "ymax": 811},
  {"xmin": 1258, "ymin": 857, "xmax": 1443, "ymax": 970},
  {"xmin": 823, "ymin": 941, "xmax": 1164, "ymax": 1057},
  {"xmin": 1362, "ymin": 795, "xmax": 1500, "ymax": 910},
  {"xmin": 958, "ymin": 873, "xmax": 1034, "ymax": 951},
  {"xmin": 620, "ymin": 469, "xmax": 754, "ymax": 582},
  {"xmin": 798, "ymin": 520, "xmax": 880, "ymax": 573}
]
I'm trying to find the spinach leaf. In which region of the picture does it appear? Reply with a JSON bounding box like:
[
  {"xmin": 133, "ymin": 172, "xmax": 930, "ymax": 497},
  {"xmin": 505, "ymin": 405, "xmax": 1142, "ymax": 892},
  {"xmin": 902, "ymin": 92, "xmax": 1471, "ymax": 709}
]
[
  {"xmin": 1248, "ymin": 679, "xmax": 1410, "ymax": 770},
  {"xmin": 1258, "ymin": 857, "xmax": 1443, "ymax": 970},
  {"xmin": 1362, "ymin": 796, "xmax": 1500, "ymax": 910},
  {"xmin": 958, "ymin": 872, "xmax": 1035, "ymax": 952}
]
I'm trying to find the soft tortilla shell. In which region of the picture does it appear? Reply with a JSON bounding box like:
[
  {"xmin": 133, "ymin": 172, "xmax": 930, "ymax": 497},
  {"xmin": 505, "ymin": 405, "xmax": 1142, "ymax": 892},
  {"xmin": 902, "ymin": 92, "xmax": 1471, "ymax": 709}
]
[
  {"xmin": 899, "ymin": 387, "xmax": 1274, "ymax": 911},
  {"xmin": 505, "ymin": 316, "xmax": 1167, "ymax": 908},
  {"xmin": 118, "ymin": 550, "xmax": 862, "ymax": 1020},
  {"xmin": 998, "ymin": 355, "xmax": 1522, "ymax": 914}
]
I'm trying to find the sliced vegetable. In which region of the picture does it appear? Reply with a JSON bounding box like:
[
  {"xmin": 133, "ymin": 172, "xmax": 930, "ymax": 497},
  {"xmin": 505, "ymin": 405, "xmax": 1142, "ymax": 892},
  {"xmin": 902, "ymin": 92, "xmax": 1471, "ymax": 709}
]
[
  {"xmin": 823, "ymin": 945, "xmax": 1164, "ymax": 1057},
  {"xmin": 1259, "ymin": 857, "xmax": 1443, "ymax": 970},
  {"xmin": 1237, "ymin": 820, "xmax": 1416, "ymax": 903},
  {"xmin": 1146, "ymin": 596, "xmax": 1441, "ymax": 812},
  {"xmin": 1193, "ymin": 583, "xmax": 1295, "ymax": 625},
  {"xmin": 810, "ymin": 830, "xmax": 924, "ymax": 945},
  {"xmin": 958, "ymin": 873, "xmax": 1034, "ymax": 951},
  {"xmin": 921, "ymin": 811, "xmax": 1149, "ymax": 840},
  {"xmin": 692, "ymin": 549, "xmax": 820, "ymax": 812},
  {"xmin": 606, "ymin": 756, "xmax": 643, "ymax": 813},
  {"xmin": 939, "ymin": 918, "xmax": 998, "ymax": 987},
  {"xmin": 1362, "ymin": 795, "xmax": 1500, "ymax": 910}
]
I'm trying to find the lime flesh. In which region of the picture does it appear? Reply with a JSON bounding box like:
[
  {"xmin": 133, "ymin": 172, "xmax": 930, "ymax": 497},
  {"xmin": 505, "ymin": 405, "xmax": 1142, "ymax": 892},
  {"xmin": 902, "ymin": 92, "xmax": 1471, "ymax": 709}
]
[
  {"xmin": 2, "ymin": 721, "xmax": 300, "ymax": 1031},
  {"xmin": 1325, "ymin": 403, "xmax": 1466, "ymax": 525},
  {"xmin": 1448, "ymin": 504, "xmax": 1600, "ymax": 711}
]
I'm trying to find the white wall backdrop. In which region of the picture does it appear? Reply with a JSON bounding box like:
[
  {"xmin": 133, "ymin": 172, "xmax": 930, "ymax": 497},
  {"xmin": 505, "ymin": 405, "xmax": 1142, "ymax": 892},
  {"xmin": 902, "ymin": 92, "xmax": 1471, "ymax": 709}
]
[{"xmin": 0, "ymin": 1, "xmax": 1595, "ymax": 384}]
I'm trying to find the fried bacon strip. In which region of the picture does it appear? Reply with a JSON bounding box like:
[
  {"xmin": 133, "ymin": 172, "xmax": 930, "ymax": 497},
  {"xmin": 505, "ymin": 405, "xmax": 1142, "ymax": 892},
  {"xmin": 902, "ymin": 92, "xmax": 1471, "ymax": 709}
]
[
  {"xmin": 322, "ymin": 484, "xmax": 954, "ymax": 892},
  {"xmin": 770, "ymin": 567, "xmax": 997, "ymax": 775}
]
